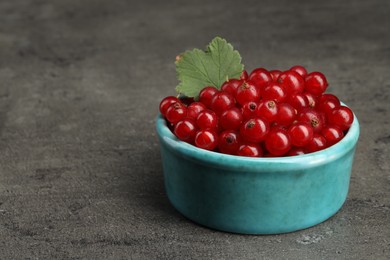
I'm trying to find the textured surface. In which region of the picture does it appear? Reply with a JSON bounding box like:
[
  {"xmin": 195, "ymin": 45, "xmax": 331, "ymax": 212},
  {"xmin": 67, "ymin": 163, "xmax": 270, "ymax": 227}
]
[{"xmin": 0, "ymin": 0, "xmax": 389, "ymax": 259}]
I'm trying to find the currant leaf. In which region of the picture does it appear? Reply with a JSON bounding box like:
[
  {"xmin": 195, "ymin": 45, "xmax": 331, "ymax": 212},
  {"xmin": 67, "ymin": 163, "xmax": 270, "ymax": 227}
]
[{"xmin": 175, "ymin": 37, "xmax": 244, "ymax": 98}]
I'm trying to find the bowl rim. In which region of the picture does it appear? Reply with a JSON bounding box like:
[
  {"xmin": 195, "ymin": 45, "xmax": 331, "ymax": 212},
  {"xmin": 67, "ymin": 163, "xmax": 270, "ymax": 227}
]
[{"xmin": 156, "ymin": 102, "xmax": 360, "ymax": 171}]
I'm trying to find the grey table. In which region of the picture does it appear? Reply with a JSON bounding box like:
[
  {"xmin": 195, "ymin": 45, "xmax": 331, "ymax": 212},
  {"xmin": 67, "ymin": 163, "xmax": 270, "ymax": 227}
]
[{"xmin": 0, "ymin": 0, "xmax": 389, "ymax": 259}]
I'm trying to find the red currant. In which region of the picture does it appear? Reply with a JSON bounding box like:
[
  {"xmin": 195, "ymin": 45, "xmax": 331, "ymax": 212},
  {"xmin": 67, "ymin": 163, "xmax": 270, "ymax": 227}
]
[
  {"xmin": 262, "ymin": 83, "xmax": 287, "ymax": 103},
  {"xmin": 241, "ymin": 101, "xmax": 258, "ymax": 120},
  {"xmin": 248, "ymin": 68, "xmax": 272, "ymax": 91},
  {"xmin": 256, "ymin": 100, "xmax": 278, "ymax": 122},
  {"xmin": 240, "ymin": 117, "xmax": 270, "ymax": 143},
  {"xmin": 159, "ymin": 96, "xmax": 179, "ymax": 116},
  {"xmin": 221, "ymin": 79, "xmax": 242, "ymax": 96},
  {"xmin": 305, "ymin": 72, "xmax": 328, "ymax": 96},
  {"xmin": 195, "ymin": 130, "xmax": 218, "ymax": 151},
  {"xmin": 240, "ymin": 70, "xmax": 249, "ymax": 80},
  {"xmin": 174, "ymin": 118, "xmax": 197, "ymax": 142},
  {"xmin": 303, "ymin": 92, "xmax": 317, "ymax": 108},
  {"xmin": 277, "ymin": 71, "xmax": 305, "ymax": 96},
  {"xmin": 196, "ymin": 109, "xmax": 218, "ymax": 130},
  {"xmin": 288, "ymin": 93, "xmax": 310, "ymax": 111},
  {"xmin": 328, "ymin": 106, "xmax": 354, "ymax": 131},
  {"xmin": 166, "ymin": 102, "xmax": 187, "ymax": 124},
  {"xmin": 306, "ymin": 133, "xmax": 327, "ymax": 152},
  {"xmin": 187, "ymin": 102, "xmax": 206, "ymax": 119},
  {"xmin": 235, "ymin": 81, "xmax": 260, "ymax": 105},
  {"xmin": 270, "ymin": 70, "xmax": 282, "ymax": 82},
  {"xmin": 287, "ymin": 147, "xmax": 306, "ymax": 156},
  {"xmin": 265, "ymin": 128, "xmax": 291, "ymax": 156},
  {"xmin": 289, "ymin": 65, "xmax": 307, "ymax": 78},
  {"xmin": 275, "ymin": 103, "xmax": 296, "ymax": 126},
  {"xmin": 321, "ymin": 125, "xmax": 344, "ymax": 147},
  {"xmin": 297, "ymin": 108, "xmax": 325, "ymax": 133},
  {"xmin": 288, "ymin": 122, "xmax": 314, "ymax": 147},
  {"xmin": 218, "ymin": 130, "xmax": 240, "ymax": 155},
  {"xmin": 210, "ymin": 91, "xmax": 235, "ymax": 115},
  {"xmin": 160, "ymin": 64, "xmax": 354, "ymax": 158},
  {"xmin": 317, "ymin": 94, "xmax": 340, "ymax": 117},
  {"xmin": 199, "ymin": 86, "xmax": 218, "ymax": 108},
  {"xmin": 318, "ymin": 93, "xmax": 340, "ymax": 104},
  {"xmin": 237, "ymin": 143, "xmax": 263, "ymax": 157},
  {"xmin": 220, "ymin": 107, "xmax": 243, "ymax": 130}
]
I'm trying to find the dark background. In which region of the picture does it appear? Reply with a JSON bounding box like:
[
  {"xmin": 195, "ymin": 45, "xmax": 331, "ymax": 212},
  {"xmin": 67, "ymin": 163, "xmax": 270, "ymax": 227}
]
[{"xmin": 0, "ymin": 0, "xmax": 389, "ymax": 259}]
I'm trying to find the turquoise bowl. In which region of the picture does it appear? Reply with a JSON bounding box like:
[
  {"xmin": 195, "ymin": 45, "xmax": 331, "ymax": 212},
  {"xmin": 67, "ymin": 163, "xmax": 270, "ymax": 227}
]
[{"xmin": 156, "ymin": 109, "xmax": 359, "ymax": 234}]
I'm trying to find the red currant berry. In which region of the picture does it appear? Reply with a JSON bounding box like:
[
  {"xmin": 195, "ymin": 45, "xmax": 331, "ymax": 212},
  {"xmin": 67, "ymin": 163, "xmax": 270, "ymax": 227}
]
[
  {"xmin": 275, "ymin": 103, "xmax": 296, "ymax": 126},
  {"xmin": 159, "ymin": 96, "xmax": 180, "ymax": 116},
  {"xmin": 199, "ymin": 86, "xmax": 218, "ymax": 108},
  {"xmin": 321, "ymin": 125, "xmax": 344, "ymax": 147},
  {"xmin": 237, "ymin": 143, "xmax": 263, "ymax": 157},
  {"xmin": 277, "ymin": 71, "xmax": 305, "ymax": 96},
  {"xmin": 297, "ymin": 108, "xmax": 325, "ymax": 133},
  {"xmin": 187, "ymin": 102, "xmax": 206, "ymax": 119},
  {"xmin": 196, "ymin": 109, "xmax": 218, "ymax": 130},
  {"xmin": 256, "ymin": 100, "xmax": 278, "ymax": 122},
  {"xmin": 317, "ymin": 94, "xmax": 341, "ymax": 117},
  {"xmin": 194, "ymin": 130, "xmax": 218, "ymax": 151},
  {"xmin": 328, "ymin": 106, "xmax": 354, "ymax": 131},
  {"xmin": 320, "ymin": 100, "xmax": 340, "ymax": 118},
  {"xmin": 218, "ymin": 130, "xmax": 241, "ymax": 155},
  {"xmin": 240, "ymin": 70, "xmax": 249, "ymax": 80},
  {"xmin": 262, "ymin": 83, "xmax": 287, "ymax": 103},
  {"xmin": 288, "ymin": 93, "xmax": 310, "ymax": 112},
  {"xmin": 265, "ymin": 128, "xmax": 292, "ymax": 156},
  {"xmin": 287, "ymin": 147, "xmax": 306, "ymax": 156},
  {"xmin": 174, "ymin": 118, "xmax": 197, "ymax": 142},
  {"xmin": 210, "ymin": 91, "xmax": 235, "ymax": 116},
  {"xmin": 166, "ymin": 102, "xmax": 187, "ymax": 124},
  {"xmin": 306, "ymin": 133, "xmax": 327, "ymax": 152},
  {"xmin": 220, "ymin": 107, "xmax": 243, "ymax": 130},
  {"xmin": 235, "ymin": 81, "xmax": 260, "ymax": 105},
  {"xmin": 303, "ymin": 92, "xmax": 317, "ymax": 108},
  {"xmin": 241, "ymin": 101, "xmax": 258, "ymax": 120},
  {"xmin": 318, "ymin": 93, "xmax": 340, "ymax": 104},
  {"xmin": 248, "ymin": 68, "xmax": 273, "ymax": 91},
  {"xmin": 221, "ymin": 79, "xmax": 242, "ymax": 96},
  {"xmin": 305, "ymin": 72, "xmax": 328, "ymax": 96},
  {"xmin": 240, "ymin": 117, "xmax": 270, "ymax": 143},
  {"xmin": 270, "ymin": 70, "xmax": 282, "ymax": 82},
  {"xmin": 288, "ymin": 122, "xmax": 314, "ymax": 147},
  {"xmin": 289, "ymin": 65, "xmax": 307, "ymax": 78}
]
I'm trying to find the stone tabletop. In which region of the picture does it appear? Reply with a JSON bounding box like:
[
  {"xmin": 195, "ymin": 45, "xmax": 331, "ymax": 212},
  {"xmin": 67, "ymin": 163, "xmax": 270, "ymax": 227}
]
[{"xmin": 0, "ymin": 0, "xmax": 389, "ymax": 259}]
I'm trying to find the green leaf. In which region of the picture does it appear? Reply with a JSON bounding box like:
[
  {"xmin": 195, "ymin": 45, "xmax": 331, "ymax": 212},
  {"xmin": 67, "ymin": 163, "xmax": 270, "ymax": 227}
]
[{"xmin": 175, "ymin": 37, "xmax": 244, "ymax": 97}]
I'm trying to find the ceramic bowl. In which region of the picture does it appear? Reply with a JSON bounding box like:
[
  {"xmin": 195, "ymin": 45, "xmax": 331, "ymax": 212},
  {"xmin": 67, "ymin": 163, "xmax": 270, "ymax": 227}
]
[{"xmin": 156, "ymin": 107, "xmax": 359, "ymax": 234}]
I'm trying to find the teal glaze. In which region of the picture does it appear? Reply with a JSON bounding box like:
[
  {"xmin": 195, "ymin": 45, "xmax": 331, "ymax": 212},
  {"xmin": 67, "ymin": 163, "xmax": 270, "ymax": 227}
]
[{"xmin": 156, "ymin": 110, "xmax": 360, "ymax": 234}]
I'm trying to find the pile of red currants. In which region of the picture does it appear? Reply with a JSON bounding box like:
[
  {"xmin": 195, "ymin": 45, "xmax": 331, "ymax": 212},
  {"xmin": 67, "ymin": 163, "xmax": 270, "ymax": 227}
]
[{"xmin": 159, "ymin": 66, "xmax": 354, "ymax": 157}]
